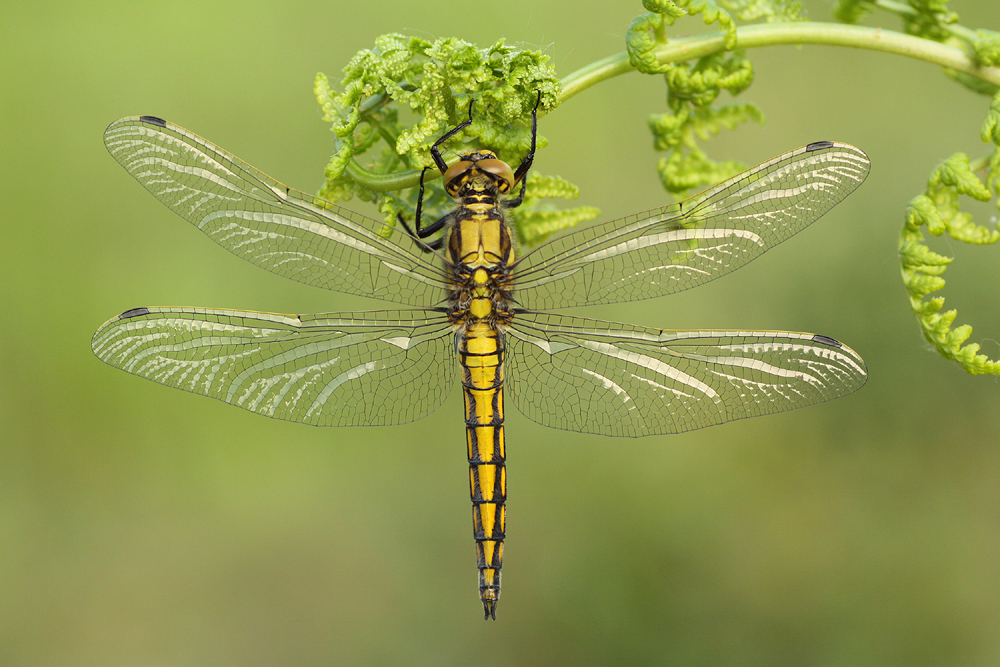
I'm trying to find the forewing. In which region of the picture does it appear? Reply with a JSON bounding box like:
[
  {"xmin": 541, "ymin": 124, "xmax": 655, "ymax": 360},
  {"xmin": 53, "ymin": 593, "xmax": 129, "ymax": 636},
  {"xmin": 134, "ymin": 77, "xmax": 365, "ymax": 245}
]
[
  {"xmin": 505, "ymin": 312, "xmax": 867, "ymax": 436},
  {"xmin": 512, "ymin": 142, "xmax": 870, "ymax": 310},
  {"xmin": 92, "ymin": 307, "xmax": 456, "ymax": 426},
  {"xmin": 104, "ymin": 116, "xmax": 447, "ymax": 306}
]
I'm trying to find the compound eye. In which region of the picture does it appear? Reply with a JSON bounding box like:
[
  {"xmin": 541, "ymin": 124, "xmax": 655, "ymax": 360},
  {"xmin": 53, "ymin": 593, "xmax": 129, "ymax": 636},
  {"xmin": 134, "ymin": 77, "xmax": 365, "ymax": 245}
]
[
  {"xmin": 443, "ymin": 160, "xmax": 474, "ymax": 191},
  {"xmin": 477, "ymin": 158, "xmax": 515, "ymax": 192}
]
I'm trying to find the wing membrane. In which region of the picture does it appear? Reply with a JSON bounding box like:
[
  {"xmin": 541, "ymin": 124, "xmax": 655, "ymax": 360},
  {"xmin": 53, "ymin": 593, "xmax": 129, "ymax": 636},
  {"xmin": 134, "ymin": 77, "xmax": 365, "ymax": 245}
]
[
  {"xmin": 92, "ymin": 307, "xmax": 456, "ymax": 426},
  {"xmin": 104, "ymin": 117, "xmax": 448, "ymax": 305},
  {"xmin": 512, "ymin": 142, "xmax": 870, "ymax": 310},
  {"xmin": 505, "ymin": 312, "xmax": 867, "ymax": 436}
]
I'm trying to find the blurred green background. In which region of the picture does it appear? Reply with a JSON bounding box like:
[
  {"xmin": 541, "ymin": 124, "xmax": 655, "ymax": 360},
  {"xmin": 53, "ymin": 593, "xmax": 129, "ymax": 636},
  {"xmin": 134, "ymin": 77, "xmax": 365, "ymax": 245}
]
[{"xmin": 3, "ymin": 1, "xmax": 1000, "ymax": 665}]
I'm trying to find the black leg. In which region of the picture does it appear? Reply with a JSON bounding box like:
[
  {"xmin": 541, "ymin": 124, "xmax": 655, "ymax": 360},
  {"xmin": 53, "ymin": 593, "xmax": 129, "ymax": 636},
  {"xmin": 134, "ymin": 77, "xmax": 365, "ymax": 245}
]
[
  {"xmin": 503, "ymin": 178, "xmax": 528, "ymax": 210},
  {"xmin": 400, "ymin": 99, "xmax": 477, "ymax": 253},
  {"xmin": 412, "ymin": 166, "xmax": 429, "ymax": 233},
  {"xmin": 416, "ymin": 210, "xmax": 453, "ymax": 239},
  {"xmin": 512, "ymin": 91, "xmax": 542, "ymax": 185},
  {"xmin": 399, "ymin": 164, "xmax": 452, "ymax": 251},
  {"xmin": 430, "ymin": 98, "xmax": 477, "ymax": 174},
  {"xmin": 398, "ymin": 212, "xmax": 447, "ymax": 253},
  {"xmin": 410, "ymin": 166, "xmax": 455, "ymax": 237}
]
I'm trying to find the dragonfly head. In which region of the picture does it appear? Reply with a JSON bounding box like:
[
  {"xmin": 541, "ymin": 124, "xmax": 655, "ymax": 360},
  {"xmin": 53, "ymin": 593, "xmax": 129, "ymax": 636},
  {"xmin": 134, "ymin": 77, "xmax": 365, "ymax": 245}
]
[{"xmin": 444, "ymin": 150, "xmax": 515, "ymax": 199}]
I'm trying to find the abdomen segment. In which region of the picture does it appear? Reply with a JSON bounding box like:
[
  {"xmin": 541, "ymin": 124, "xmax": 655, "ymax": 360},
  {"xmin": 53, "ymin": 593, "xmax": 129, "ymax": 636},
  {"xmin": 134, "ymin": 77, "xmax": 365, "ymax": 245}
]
[{"xmin": 459, "ymin": 322, "xmax": 506, "ymax": 620}]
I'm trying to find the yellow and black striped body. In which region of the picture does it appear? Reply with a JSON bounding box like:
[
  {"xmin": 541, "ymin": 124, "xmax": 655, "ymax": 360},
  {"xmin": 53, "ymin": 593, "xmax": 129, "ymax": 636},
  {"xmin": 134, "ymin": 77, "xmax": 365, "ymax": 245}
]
[{"xmin": 445, "ymin": 162, "xmax": 516, "ymax": 620}]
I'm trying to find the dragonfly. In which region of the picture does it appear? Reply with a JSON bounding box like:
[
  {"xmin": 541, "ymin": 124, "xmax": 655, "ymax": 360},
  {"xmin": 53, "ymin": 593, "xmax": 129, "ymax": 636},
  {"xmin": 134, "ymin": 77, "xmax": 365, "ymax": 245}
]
[{"xmin": 93, "ymin": 98, "xmax": 870, "ymax": 620}]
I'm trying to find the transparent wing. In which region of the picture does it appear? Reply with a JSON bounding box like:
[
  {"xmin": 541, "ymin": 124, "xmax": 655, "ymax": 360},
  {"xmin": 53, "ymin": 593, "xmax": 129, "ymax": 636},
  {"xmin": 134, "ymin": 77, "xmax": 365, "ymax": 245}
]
[
  {"xmin": 505, "ymin": 312, "xmax": 867, "ymax": 436},
  {"xmin": 512, "ymin": 142, "xmax": 870, "ymax": 310},
  {"xmin": 92, "ymin": 306, "xmax": 456, "ymax": 426},
  {"xmin": 104, "ymin": 116, "xmax": 448, "ymax": 306}
]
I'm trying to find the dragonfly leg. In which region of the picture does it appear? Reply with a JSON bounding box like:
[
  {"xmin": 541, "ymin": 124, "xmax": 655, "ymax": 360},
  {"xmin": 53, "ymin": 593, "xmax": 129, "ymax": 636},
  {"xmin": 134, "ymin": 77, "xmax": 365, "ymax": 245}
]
[
  {"xmin": 397, "ymin": 213, "xmax": 446, "ymax": 253},
  {"xmin": 502, "ymin": 177, "xmax": 528, "ymax": 210},
  {"xmin": 503, "ymin": 91, "xmax": 542, "ymax": 210},
  {"xmin": 430, "ymin": 98, "xmax": 477, "ymax": 174},
  {"xmin": 401, "ymin": 165, "xmax": 455, "ymax": 251},
  {"xmin": 411, "ymin": 167, "xmax": 444, "ymax": 237},
  {"xmin": 400, "ymin": 99, "xmax": 474, "ymax": 252},
  {"xmin": 510, "ymin": 90, "xmax": 541, "ymax": 188}
]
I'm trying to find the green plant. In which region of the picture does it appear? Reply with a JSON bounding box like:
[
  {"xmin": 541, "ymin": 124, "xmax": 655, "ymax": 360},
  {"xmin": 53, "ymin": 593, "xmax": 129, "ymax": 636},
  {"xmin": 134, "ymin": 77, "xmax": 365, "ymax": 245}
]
[{"xmin": 312, "ymin": 0, "xmax": 1000, "ymax": 374}]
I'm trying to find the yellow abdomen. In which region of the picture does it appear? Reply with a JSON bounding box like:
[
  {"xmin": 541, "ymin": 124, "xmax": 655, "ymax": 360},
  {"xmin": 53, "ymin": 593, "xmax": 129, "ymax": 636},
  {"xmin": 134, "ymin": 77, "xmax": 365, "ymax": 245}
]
[{"xmin": 459, "ymin": 320, "xmax": 506, "ymax": 620}]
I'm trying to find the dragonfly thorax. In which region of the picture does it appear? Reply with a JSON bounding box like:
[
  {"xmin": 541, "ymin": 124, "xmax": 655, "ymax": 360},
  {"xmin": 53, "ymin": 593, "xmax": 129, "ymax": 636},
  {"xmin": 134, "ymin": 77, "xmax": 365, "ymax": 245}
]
[
  {"xmin": 447, "ymin": 264, "xmax": 514, "ymax": 330},
  {"xmin": 444, "ymin": 155, "xmax": 516, "ymax": 331}
]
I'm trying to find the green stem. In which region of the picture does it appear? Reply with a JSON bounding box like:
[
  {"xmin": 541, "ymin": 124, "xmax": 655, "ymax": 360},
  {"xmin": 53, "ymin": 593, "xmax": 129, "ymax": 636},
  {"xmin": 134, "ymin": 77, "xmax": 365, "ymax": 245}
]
[
  {"xmin": 353, "ymin": 22, "xmax": 1000, "ymax": 191},
  {"xmin": 345, "ymin": 158, "xmax": 424, "ymax": 191},
  {"xmin": 559, "ymin": 22, "xmax": 1000, "ymax": 101}
]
